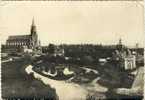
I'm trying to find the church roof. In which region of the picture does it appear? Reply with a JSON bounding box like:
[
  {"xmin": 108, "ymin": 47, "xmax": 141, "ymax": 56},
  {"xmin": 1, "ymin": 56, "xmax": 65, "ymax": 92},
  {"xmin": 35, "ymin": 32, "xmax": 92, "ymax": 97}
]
[{"xmin": 8, "ymin": 35, "xmax": 31, "ymax": 41}]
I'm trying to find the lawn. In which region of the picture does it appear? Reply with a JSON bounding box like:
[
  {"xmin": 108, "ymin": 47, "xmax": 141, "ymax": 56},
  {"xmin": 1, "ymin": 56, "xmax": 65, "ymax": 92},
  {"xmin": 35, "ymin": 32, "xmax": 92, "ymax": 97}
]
[{"xmin": 2, "ymin": 56, "xmax": 58, "ymax": 99}]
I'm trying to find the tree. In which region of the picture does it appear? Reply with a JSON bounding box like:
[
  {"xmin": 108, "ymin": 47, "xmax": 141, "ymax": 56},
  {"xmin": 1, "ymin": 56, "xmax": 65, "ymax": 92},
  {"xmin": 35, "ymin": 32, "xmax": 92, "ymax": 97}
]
[
  {"xmin": 48, "ymin": 44, "xmax": 55, "ymax": 54},
  {"xmin": 81, "ymin": 55, "xmax": 94, "ymax": 65}
]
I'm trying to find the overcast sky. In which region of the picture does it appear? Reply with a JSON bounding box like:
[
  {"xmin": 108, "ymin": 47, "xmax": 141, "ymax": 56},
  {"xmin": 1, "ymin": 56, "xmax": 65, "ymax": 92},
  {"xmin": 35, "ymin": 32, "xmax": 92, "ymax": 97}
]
[{"xmin": 0, "ymin": 1, "xmax": 144, "ymax": 47}]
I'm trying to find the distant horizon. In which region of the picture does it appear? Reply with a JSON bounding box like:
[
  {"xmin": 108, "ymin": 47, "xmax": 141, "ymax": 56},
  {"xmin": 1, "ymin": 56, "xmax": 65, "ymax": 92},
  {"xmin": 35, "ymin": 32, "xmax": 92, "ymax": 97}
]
[
  {"xmin": 1, "ymin": 31, "xmax": 144, "ymax": 48},
  {"xmin": 2, "ymin": 34, "xmax": 143, "ymax": 48}
]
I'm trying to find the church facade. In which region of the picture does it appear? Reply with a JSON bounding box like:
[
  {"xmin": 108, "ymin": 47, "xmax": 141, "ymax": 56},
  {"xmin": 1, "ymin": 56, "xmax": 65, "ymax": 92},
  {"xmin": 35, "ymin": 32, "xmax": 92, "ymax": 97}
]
[{"xmin": 2, "ymin": 19, "xmax": 40, "ymax": 53}]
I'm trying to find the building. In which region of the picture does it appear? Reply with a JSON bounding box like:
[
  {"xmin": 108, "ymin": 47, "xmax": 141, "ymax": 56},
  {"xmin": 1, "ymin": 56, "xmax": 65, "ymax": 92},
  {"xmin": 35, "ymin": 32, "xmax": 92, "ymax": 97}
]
[
  {"xmin": 112, "ymin": 39, "xmax": 136, "ymax": 70},
  {"xmin": 2, "ymin": 18, "xmax": 39, "ymax": 53},
  {"xmin": 124, "ymin": 55, "xmax": 136, "ymax": 70}
]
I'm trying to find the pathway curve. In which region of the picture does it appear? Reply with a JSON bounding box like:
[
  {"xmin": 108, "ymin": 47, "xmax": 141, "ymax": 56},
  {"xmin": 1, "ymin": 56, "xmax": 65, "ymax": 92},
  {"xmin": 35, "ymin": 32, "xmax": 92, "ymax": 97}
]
[
  {"xmin": 25, "ymin": 65, "xmax": 88, "ymax": 100},
  {"xmin": 25, "ymin": 65, "xmax": 108, "ymax": 100}
]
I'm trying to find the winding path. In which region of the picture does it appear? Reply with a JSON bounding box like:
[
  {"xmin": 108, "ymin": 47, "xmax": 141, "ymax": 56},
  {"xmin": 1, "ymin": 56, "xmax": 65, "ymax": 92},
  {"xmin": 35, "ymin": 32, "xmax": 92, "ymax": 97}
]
[
  {"xmin": 25, "ymin": 65, "xmax": 108, "ymax": 100},
  {"xmin": 25, "ymin": 65, "xmax": 88, "ymax": 100}
]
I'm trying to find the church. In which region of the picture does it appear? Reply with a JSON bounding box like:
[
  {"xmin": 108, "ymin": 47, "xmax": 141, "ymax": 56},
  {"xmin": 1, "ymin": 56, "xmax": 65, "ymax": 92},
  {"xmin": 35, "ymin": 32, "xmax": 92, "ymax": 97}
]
[{"xmin": 2, "ymin": 19, "xmax": 40, "ymax": 53}]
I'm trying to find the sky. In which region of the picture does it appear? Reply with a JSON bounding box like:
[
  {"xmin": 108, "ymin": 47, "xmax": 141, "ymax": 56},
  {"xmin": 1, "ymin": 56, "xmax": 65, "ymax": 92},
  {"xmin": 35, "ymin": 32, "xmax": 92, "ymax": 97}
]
[{"xmin": 0, "ymin": 1, "xmax": 144, "ymax": 47}]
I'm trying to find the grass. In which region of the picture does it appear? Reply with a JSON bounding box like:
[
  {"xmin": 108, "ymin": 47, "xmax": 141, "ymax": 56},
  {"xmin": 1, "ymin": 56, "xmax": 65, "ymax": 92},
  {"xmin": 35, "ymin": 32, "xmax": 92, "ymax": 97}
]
[{"xmin": 2, "ymin": 56, "xmax": 58, "ymax": 99}]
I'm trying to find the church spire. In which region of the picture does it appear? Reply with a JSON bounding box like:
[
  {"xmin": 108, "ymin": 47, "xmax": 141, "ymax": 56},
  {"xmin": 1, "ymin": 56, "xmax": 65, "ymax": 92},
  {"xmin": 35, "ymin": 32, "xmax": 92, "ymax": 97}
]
[
  {"xmin": 30, "ymin": 17, "xmax": 38, "ymax": 49},
  {"xmin": 32, "ymin": 17, "xmax": 35, "ymax": 27},
  {"xmin": 31, "ymin": 17, "xmax": 37, "ymax": 35}
]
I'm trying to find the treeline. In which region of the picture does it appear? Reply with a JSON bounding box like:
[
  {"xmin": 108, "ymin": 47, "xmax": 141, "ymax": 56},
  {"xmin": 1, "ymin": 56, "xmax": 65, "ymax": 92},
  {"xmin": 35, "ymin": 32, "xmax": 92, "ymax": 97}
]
[
  {"xmin": 43, "ymin": 44, "xmax": 143, "ymax": 58},
  {"xmin": 61, "ymin": 44, "xmax": 116, "ymax": 58},
  {"xmin": 40, "ymin": 43, "xmax": 144, "ymax": 66},
  {"xmin": 41, "ymin": 44, "xmax": 117, "ymax": 66}
]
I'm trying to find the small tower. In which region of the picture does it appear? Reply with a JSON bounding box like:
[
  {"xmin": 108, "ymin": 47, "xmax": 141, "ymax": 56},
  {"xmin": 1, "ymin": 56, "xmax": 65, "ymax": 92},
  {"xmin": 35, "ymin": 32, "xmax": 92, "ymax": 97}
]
[
  {"xmin": 135, "ymin": 43, "xmax": 139, "ymax": 56},
  {"xmin": 116, "ymin": 38, "xmax": 124, "ymax": 51},
  {"xmin": 119, "ymin": 38, "xmax": 122, "ymax": 45}
]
